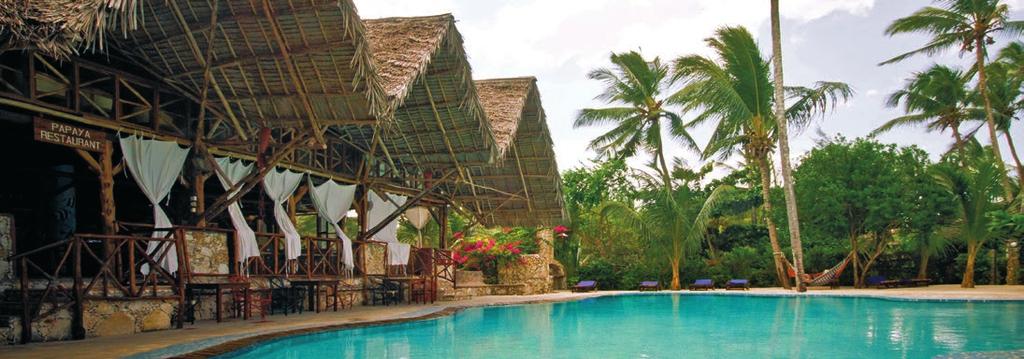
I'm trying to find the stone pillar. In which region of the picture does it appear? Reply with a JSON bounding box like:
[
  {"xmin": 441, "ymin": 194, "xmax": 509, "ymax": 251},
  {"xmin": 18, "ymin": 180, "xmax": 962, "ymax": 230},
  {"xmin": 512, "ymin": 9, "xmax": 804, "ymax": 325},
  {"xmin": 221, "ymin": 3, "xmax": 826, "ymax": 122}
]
[
  {"xmin": 0, "ymin": 214, "xmax": 14, "ymax": 289},
  {"xmin": 536, "ymin": 228, "xmax": 554, "ymax": 263}
]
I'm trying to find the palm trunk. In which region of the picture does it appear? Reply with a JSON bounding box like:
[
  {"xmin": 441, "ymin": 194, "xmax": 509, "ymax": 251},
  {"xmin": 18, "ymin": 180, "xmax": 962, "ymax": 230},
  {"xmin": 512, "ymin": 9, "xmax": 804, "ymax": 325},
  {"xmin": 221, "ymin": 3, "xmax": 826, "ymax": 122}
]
[
  {"xmin": 670, "ymin": 257, "xmax": 681, "ymax": 290},
  {"xmin": 771, "ymin": 0, "xmax": 807, "ymax": 292},
  {"xmin": 952, "ymin": 126, "xmax": 968, "ymax": 168},
  {"xmin": 1003, "ymin": 131, "xmax": 1024, "ymax": 188},
  {"xmin": 757, "ymin": 156, "xmax": 791, "ymax": 289},
  {"xmin": 962, "ymin": 241, "xmax": 980, "ymax": 288},
  {"xmin": 975, "ymin": 40, "xmax": 1015, "ymax": 201},
  {"xmin": 656, "ymin": 147, "xmax": 674, "ymax": 194},
  {"xmin": 851, "ymin": 235, "xmax": 860, "ymax": 288},
  {"xmin": 917, "ymin": 250, "xmax": 930, "ymax": 280}
]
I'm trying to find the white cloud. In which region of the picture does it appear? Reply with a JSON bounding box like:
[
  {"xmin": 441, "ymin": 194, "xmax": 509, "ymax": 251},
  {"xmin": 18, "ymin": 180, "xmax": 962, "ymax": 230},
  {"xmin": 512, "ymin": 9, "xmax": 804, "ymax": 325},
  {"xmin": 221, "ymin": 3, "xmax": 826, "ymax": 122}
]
[{"xmin": 780, "ymin": 0, "xmax": 875, "ymax": 22}]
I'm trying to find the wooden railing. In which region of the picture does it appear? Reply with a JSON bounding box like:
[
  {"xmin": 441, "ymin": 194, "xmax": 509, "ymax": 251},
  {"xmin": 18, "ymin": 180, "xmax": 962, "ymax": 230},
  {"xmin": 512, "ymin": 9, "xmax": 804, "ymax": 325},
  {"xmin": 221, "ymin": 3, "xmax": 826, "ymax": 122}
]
[
  {"xmin": 432, "ymin": 248, "xmax": 456, "ymax": 286},
  {"xmin": 247, "ymin": 232, "xmax": 288, "ymax": 277},
  {"xmin": 296, "ymin": 236, "xmax": 343, "ymax": 279},
  {"xmin": 8, "ymin": 229, "xmax": 186, "ymax": 343}
]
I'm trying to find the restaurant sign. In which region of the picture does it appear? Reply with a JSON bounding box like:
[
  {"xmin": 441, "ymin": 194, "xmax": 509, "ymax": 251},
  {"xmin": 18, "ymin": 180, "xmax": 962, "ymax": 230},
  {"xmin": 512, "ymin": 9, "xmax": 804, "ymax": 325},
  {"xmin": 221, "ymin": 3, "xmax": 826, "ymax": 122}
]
[{"xmin": 33, "ymin": 117, "xmax": 109, "ymax": 152}]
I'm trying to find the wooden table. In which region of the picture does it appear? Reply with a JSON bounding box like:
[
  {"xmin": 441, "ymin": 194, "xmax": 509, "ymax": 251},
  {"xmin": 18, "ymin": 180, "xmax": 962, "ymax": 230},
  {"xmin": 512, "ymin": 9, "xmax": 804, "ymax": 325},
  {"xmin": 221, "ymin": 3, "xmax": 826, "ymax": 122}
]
[
  {"xmin": 186, "ymin": 282, "xmax": 250, "ymax": 322},
  {"xmin": 290, "ymin": 279, "xmax": 341, "ymax": 313}
]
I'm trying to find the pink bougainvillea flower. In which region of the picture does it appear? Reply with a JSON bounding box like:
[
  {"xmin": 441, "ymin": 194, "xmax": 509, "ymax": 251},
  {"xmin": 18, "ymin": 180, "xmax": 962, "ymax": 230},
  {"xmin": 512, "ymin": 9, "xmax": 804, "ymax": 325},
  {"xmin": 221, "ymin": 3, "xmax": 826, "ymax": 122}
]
[
  {"xmin": 452, "ymin": 231, "xmax": 464, "ymax": 240},
  {"xmin": 553, "ymin": 225, "xmax": 569, "ymax": 234},
  {"xmin": 510, "ymin": 247, "xmax": 521, "ymax": 255}
]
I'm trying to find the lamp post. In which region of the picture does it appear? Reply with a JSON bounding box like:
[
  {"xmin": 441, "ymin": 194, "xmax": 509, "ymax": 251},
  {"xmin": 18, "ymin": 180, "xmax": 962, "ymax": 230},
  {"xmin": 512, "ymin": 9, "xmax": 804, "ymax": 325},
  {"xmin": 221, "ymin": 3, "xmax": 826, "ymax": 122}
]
[{"xmin": 1008, "ymin": 239, "xmax": 1020, "ymax": 285}]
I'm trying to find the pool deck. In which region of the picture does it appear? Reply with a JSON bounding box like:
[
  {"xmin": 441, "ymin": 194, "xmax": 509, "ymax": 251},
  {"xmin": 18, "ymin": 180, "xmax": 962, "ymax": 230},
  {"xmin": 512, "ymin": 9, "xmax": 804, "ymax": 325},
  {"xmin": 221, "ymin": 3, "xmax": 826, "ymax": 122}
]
[{"xmin": 1, "ymin": 284, "xmax": 1021, "ymax": 358}]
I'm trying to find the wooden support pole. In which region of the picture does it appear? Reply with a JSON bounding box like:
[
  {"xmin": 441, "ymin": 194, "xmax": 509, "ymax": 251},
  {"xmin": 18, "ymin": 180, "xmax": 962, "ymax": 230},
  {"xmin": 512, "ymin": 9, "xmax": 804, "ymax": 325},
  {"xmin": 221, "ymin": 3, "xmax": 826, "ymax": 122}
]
[
  {"xmin": 78, "ymin": 140, "xmax": 118, "ymax": 238},
  {"xmin": 195, "ymin": 173, "xmax": 207, "ymax": 227},
  {"xmin": 72, "ymin": 238, "xmax": 85, "ymax": 340},
  {"xmin": 201, "ymin": 134, "xmax": 309, "ymax": 223},
  {"xmin": 360, "ymin": 171, "xmax": 456, "ymax": 241},
  {"xmin": 439, "ymin": 205, "xmax": 448, "ymax": 249},
  {"xmin": 99, "ymin": 141, "xmax": 117, "ymax": 235},
  {"xmin": 289, "ymin": 185, "xmax": 308, "ymax": 224}
]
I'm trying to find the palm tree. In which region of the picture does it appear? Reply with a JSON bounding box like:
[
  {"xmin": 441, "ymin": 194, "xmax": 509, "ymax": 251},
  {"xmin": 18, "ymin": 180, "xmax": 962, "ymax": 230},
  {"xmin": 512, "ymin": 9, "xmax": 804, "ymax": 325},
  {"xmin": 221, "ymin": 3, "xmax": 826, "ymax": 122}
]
[
  {"xmin": 988, "ymin": 45, "xmax": 1024, "ymax": 184},
  {"xmin": 933, "ymin": 141, "xmax": 1005, "ymax": 288},
  {"xmin": 882, "ymin": 0, "xmax": 1024, "ymax": 200},
  {"xmin": 872, "ymin": 65, "xmax": 983, "ymax": 163},
  {"xmin": 575, "ymin": 51, "xmax": 699, "ymax": 194},
  {"xmin": 599, "ymin": 164, "xmax": 730, "ymax": 290},
  {"xmin": 911, "ymin": 229, "xmax": 956, "ymax": 280},
  {"xmin": 670, "ymin": 26, "xmax": 852, "ymax": 290},
  {"xmin": 770, "ymin": 0, "xmax": 808, "ymax": 292}
]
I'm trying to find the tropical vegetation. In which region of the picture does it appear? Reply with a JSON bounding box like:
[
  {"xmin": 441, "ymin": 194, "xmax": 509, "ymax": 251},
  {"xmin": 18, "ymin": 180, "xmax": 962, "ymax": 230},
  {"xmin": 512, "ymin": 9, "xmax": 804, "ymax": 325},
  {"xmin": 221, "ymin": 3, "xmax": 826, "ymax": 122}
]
[{"xmin": 555, "ymin": 0, "xmax": 1023, "ymax": 290}]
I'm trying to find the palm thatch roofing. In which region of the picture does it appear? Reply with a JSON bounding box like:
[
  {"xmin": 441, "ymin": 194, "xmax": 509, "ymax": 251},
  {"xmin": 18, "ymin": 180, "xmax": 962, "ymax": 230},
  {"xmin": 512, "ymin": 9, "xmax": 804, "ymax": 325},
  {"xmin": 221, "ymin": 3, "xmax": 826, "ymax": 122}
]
[
  {"xmin": 123, "ymin": 0, "xmax": 389, "ymax": 144},
  {"xmin": 464, "ymin": 77, "xmax": 566, "ymax": 227},
  {"xmin": 2, "ymin": 0, "xmax": 391, "ymax": 148},
  {"xmin": 0, "ymin": 0, "xmax": 141, "ymax": 59},
  {"xmin": 362, "ymin": 14, "xmax": 497, "ymax": 174}
]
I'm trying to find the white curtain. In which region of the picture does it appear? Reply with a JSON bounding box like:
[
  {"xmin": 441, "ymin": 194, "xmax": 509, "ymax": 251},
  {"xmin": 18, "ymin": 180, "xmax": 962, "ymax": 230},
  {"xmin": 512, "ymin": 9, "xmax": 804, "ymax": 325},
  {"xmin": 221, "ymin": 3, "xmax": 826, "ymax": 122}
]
[
  {"xmin": 213, "ymin": 157, "xmax": 259, "ymax": 264},
  {"xmin": 308, "ymin": 177, "xmax": 357, "ymax": 273},
  {"xmin": 262, "ymin": 168, "xmax": 304, "ymax": 260},
  {"xmin": 368, "ymin": 191, "xmax": 409, "ymax": 266},
  {"xmin": 119, "ymin": 136, "xmax": 190, "ymax": 274}
]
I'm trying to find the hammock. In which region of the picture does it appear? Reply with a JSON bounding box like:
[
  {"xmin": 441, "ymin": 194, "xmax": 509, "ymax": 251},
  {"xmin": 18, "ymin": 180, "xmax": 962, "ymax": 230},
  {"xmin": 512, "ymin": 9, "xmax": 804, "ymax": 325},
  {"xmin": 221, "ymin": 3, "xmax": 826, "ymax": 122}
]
[{"xmin": 783, "ymin": 253, "xmax": 853, "ymax": 287}]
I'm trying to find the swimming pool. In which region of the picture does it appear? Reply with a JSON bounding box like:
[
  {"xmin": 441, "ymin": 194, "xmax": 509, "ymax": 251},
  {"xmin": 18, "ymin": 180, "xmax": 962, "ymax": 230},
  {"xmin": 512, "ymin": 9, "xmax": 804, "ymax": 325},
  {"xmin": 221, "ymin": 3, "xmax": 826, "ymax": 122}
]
[{"xmin": 220, "ymin": 294, "xmax": 1024, "ymax": 358}]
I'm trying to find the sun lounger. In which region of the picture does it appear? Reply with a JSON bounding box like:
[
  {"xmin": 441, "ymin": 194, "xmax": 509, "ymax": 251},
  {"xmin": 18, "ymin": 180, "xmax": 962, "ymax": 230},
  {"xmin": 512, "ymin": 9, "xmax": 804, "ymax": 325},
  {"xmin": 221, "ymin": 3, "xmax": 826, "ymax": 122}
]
[
  {"xmin": 724, "ymin": 279, "xmax": 750, "ymax": 290},
  {"xmin": 907, "ymin": 278, "xmax": 931, "ymax": 287},
  {"xmin": 866, "ymin": 275, "xmax": 902, "ymax": 289},
  {"xmin": 572, "ymin": 280, "xmax": 597, "ymax": 292},
  {"xmin": 638, "ymin": 281, "xmax": 661, "ymax": 291},
  {"xmin": 689, "ymin": 279, "xmax": 714, "ymax": 291}
]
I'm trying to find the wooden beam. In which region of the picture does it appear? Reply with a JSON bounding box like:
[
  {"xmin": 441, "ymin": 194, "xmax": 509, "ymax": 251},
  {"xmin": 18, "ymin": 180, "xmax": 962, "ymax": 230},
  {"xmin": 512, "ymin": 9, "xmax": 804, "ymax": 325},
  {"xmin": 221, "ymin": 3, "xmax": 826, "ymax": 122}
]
[
  {"xmin": 263, "ymin": 117, "xmax": 376, "ymax": 128},
  {"xmin": 511, "ymin": 143, "xmax": 534, "ymax": 212},
  {"xmin": 74, "ymin": 149, "xmax": 101, "ymax": 174},
  {"xmin": 201, "ymin": 133, "xmax": 310, "ymax": 222},
  {"xmin": 140, "ymin": 1, "xmax": 337, "ymax": 49},
  {"xmin": 167, "ymin": 0, "xmax": 248, "ymax": 140},
  {"xmin": 360, "ymin": 170, "xmax": 456, "ymax": 241},
  {"xmin": 215, "ymin": 91, "xmax": 364, "ymax": 103},
  {"xmin": 260, "ymin": 0, "xmax": 324, "ymax": 145}
]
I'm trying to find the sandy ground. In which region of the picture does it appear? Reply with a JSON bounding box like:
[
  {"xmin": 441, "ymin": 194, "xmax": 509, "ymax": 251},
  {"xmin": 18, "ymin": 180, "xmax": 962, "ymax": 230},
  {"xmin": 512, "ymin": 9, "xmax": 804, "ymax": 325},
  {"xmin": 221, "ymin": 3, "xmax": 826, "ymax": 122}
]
[{"xmin": 0, "ymin": 285, "xmax": 1020, "ymax": 359}]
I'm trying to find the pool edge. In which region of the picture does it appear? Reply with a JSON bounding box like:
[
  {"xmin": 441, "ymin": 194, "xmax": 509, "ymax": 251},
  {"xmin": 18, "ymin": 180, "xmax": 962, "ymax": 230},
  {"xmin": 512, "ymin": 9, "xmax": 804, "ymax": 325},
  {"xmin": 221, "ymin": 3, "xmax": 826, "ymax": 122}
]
[{"xmin": 164, "ymin": 290, "xmax": 1024, "ymax": 358}]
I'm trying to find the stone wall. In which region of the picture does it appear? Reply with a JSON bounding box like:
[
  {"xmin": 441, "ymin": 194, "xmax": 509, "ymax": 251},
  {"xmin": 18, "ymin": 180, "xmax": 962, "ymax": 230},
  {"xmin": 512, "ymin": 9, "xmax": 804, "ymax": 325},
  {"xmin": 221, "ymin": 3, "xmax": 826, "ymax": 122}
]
[
  {"xmin": 84, "ymin": 299, "xmax": 177, "ymax": 337},
  {"xmin": 364, "ymin": 244, "xmax": 386, "ymax": 275},
  {"xmin": 499, "ymin": 254, "xmax": 550, "ymax": 295},
  {"xmin": 0, "ymin": 316, "xmax": 20, "ymax": 345},
  {"xmin": 0, "ymin": 214, "xmax": 14, "ymax": 289},
  {"xmin": 184, "ymin": 230, "xmax": 231, "ymax": 276}
]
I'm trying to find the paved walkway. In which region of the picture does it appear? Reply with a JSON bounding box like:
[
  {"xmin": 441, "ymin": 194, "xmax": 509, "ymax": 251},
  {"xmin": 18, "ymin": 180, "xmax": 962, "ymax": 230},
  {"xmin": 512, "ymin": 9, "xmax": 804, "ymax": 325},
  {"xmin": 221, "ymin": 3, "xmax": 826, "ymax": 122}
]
[{"xmin": 0, "ymin": 285, "xmax": 1020, "ymax": 358}]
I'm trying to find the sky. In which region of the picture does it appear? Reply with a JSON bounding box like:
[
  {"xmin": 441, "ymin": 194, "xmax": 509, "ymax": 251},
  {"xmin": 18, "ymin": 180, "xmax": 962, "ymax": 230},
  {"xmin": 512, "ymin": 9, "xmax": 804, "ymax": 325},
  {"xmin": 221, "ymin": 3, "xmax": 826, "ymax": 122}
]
[{"xmin": 353, "ymin": 0, "xmax": 1024, "ymax": 177}]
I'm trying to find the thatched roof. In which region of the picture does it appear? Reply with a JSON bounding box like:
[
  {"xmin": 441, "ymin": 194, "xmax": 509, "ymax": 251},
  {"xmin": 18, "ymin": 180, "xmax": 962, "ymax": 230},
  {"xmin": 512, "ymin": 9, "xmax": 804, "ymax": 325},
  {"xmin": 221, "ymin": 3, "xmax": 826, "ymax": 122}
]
[
  {"xmin": 129, "ymin": 0, "xmax": 390, "ymax": 143},
  {"xmin": 3, "ymin": 0, "xmax": 391, "ymax": 147},
  {"xmin": 362, "ymin": 14, "xmax": 497, "ymax": 173},
  {"xmin": 0, "ymin": 0, "xmax": 142, "ymax": 59},
  {"xmin": 461, "ymin": 77, "xmax": 566, "ymax": 227}
]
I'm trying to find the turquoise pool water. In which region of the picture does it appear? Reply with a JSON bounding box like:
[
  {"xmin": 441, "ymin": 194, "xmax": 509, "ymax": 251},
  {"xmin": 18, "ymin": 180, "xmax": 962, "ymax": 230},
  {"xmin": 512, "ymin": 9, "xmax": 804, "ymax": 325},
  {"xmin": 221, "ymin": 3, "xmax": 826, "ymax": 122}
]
[{"xmin": 221, "ymin": 294, "xmax": 1023, "ymax": 358}]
